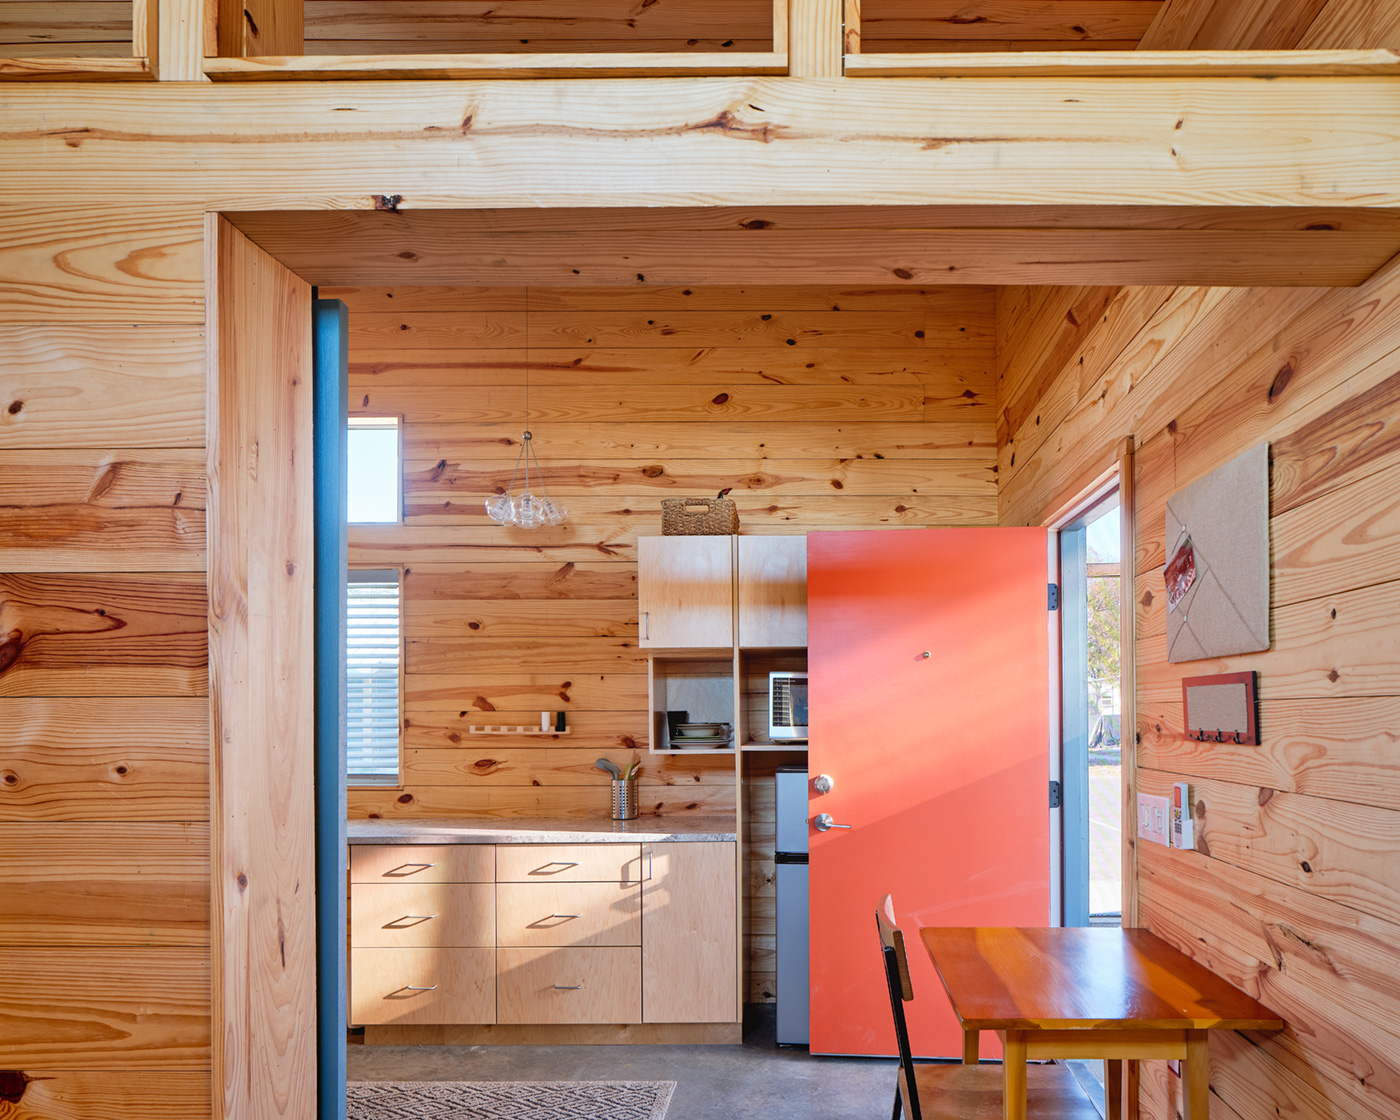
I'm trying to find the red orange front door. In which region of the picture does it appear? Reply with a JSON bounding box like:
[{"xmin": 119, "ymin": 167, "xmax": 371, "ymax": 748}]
[{"xmin": 806, "ymin": 527, "xmax": 1051, "ymax": 1057}]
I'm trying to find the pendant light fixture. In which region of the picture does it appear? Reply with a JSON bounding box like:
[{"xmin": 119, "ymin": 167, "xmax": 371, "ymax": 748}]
[{"xmin": 485, "ymin": 292, "xmax": 567, "ymax": 528}]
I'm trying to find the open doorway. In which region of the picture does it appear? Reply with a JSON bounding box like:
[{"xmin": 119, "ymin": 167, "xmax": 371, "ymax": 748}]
[{"xmin": 1057, "ymin": 484, "xmax": 1123, "ymax": 929}]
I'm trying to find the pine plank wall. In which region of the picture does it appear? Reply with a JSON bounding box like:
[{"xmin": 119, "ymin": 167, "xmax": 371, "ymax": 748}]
[
  {"xmin": 998, "ymin": 256, "xmax": 1400, "ymax": 1120},
  {"xmin": 325, "ymin": 282, "xmax": 998, "ymax": 1002},
  {"xmin": 4, "ymin": 255, "xmax": 1400, "ymax": 1113}
]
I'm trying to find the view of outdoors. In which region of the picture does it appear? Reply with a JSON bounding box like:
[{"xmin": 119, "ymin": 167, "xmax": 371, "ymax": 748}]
[{"xmin": 1085, "ymin": 505, "xmax": 1122, "ymax": 921}]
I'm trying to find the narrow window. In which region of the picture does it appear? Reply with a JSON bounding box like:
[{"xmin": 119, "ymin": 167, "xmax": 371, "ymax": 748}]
[
  {"xmin": 347, "ymin": 569, "xmax": 402, "ymax": 785},
  {"xmin": 347, "ymin": 416, "xmax": 402, "ymax": 524}
]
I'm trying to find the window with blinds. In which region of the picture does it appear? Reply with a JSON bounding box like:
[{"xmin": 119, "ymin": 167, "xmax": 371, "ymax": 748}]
[{"xmin": 347, "ymin": 569, "xmax": 402, "ymax": 784}]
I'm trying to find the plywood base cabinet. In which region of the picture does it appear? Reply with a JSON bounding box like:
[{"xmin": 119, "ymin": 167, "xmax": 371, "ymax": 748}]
[{"xmin": 350, "ymin": 839, "xmax": 738, "ymax": 1033}]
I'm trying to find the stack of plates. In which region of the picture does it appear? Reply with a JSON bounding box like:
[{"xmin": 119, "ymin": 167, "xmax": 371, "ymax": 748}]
[{"xmin": 669, "ymin": 721, "xmax": 733, "ymax": 750}]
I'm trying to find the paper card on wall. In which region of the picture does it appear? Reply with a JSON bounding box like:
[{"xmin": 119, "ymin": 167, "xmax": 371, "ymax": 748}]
[
  {"xmin": 1164, "ymin": 533, "xmax": 1196, "ymax": 613},
  {"xmin": 1164, "ymin": 441, "xmax": 1270, "ymax": 663}
]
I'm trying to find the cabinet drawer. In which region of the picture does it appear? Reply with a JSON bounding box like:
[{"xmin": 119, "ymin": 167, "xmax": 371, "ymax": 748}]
[
  {"xmin": 497, "ymin": 947, "xmax": 641, "ymax": 1025},
  {"xmin": 497, "ymin": 882, "xmax": 641, "ymax": 948},
  {"xmin": 496, "ymin": 843, "xmax": 643, "ymax": 884},
  {"xmin": 351, "ymin": 947, "xmax": 495, "ymax": 1025},
  {"xmin": 351, "ymin": 883, "xmax": 494, "ymax": 948},
  {"xmin": 350, "ymin": 844, "xmax": 493, "ymax": 884}
]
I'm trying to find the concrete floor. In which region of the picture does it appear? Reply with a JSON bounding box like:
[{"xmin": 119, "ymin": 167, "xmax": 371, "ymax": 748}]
[{"xmin": 348, "ymin": 1007, "xmax": 1107, "ymax": 1120}]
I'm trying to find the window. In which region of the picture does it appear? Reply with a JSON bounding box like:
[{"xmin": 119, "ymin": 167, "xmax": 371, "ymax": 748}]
[
  {"xmin": 347, "ymin": 569, "xmax": 402, "ymax": 784},
  {"xmin": 348, "ymin": 416, "xmax": 401, "ymax": 523}
]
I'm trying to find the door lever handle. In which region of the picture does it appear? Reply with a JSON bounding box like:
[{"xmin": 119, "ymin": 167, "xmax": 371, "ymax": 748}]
[{"xmin": 812, "ymin": 813, "xmax": 852, "ymax": 832}]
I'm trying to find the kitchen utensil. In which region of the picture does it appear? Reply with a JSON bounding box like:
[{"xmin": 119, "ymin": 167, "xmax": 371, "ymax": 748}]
[
  {"xmin": 594, "ymin": 758, "xmax": 621, "ymax": 779},
  {"xmin": 611, "ymin": 778, "xmax": 638, "ymax": 820}
]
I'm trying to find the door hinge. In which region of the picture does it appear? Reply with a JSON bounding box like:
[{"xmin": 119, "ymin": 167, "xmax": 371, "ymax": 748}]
[
  {"xmin": 1048, "ymin": 583, "xmax": 1060, "ymax": 611},
  {"xmin": 1049, "ymin": 780, "xmax": 1062, "ymax": 809}
]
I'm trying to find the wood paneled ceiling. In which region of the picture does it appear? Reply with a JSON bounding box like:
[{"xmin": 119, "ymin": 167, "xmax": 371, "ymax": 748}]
[{"xmin": 229, "ymin": 205, "xmax": 1400, "ymax": 288}]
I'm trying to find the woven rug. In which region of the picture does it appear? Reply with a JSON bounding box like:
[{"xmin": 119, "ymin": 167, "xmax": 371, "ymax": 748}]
[{"xmin": 347, "ymin": 1080, "xmax": 676, "ymax": 1120}]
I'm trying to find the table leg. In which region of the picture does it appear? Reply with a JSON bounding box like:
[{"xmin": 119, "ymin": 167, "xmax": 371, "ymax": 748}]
[
  {"xmin": 1105, "ymin": 1059, "xmax": 1122, "ymax": 1120},
  {"xmin": 963, "ymin": 1029, "xmax": 979, "ymax": 1065},
  {"xmin": 1125, "ymin": 1060, "xmax": 1140, "ymax": 1120},
  {"xmin": 1002, "ymin": 1030, "xmax": 1027, "ymax": 1120},
  {"xmin": 1183, "ymin": 1030, "xmax": 1210, "ymax": 1119}
]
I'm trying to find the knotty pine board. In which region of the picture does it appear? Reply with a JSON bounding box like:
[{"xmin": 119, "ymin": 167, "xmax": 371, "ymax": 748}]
[
  {"xmin": 0, "ymin": 1071, "xmax": 211, "ymax": 1120},
  {"xmin": 0, "ymin": 821, "xmax": 209, "ymax": 946},
  {"xmin": 997, "ymin": 254, "xmax": 1400, "ymax": 1120},
  {"xmin": 0, "ymin": 325, "xmax": 205, "ymax": 448},
  {"xmin": 0, "ymin": 0, "xmax": 135, "ymax": 54},
  {"xmin": 857, "ymin": 0, "xmax": 1160, "ymax": 50},
  {"xmin": 302, "ymin": 0, "xmax": 774, "ymax": 52},
  {"xmin": 0, "ymin": 573, "xmax": 208, "ymax": 697},
  {"xmin": 0, "ymin": 696, "xmax": 209, "ymax": 822}
]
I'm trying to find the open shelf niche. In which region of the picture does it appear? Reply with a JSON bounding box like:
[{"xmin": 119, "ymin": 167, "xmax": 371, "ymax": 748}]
[
  {"xmin": 647, "ymin": 652, "xmax": 737, "ymax": 755},
  {"xmin": 737, "ymin": 648, "xmax": 808, "ymax": 751}
]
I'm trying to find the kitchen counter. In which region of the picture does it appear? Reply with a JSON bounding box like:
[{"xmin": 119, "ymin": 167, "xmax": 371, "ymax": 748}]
[{"xmin": 347, "ymin": 815, "xmax": 737, "ymax": 845}]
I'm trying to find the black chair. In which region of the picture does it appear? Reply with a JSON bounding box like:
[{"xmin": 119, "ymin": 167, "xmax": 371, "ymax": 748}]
[{"xmin": 876, "ymin": 894, "xmax": 1100, "ymax": 1120}]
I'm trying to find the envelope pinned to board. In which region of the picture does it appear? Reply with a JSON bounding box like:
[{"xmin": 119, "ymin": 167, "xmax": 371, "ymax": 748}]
[{"xmin": 1164, "ymin": 441, "xmax": 1270, "ymax": 663}]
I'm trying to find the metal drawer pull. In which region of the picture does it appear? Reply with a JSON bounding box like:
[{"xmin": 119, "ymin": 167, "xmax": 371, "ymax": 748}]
[
  {"xmin": 399, "ymin": 985, "xmax": 437, "ymax": 992},
  {"xmin": 552, "ymin": 983, "xmax": 584, "ymax": 990},
  {"xmin": 384, "ymin": 914, "xmax": 436, "ymax": 928},
  {"xmin": 386, "ymin": 862, "xmax": 437, "ymax": 876},
  {"xmin": 551, "ymin": 913, "xmax": 581, "ymax": 919},
  {"xmin": 531, "ymin": 861, "xmax": 579, "ymax": 874}
]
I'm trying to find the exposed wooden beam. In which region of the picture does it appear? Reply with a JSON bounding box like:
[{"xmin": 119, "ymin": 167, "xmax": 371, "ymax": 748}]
[{"xmin": 5, "ymin": 78, "xmax": 1400, "ymax": 211}]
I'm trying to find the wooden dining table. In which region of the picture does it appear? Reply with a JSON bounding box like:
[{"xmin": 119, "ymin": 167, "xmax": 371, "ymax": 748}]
[{"xmin": 918, "ymin": 926, "xmax": 1283, "ymax": 1120}]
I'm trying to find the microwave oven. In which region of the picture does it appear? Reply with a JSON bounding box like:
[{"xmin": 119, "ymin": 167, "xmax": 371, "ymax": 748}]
[{"xmin": 769, "ymin": 671, "xmax": 809, "ymax": 742}]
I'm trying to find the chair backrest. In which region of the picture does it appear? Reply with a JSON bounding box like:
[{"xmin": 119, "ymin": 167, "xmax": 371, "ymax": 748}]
[{"xmin": 876, "ymin": 893, "xmax": 922, "ymax": 1120}]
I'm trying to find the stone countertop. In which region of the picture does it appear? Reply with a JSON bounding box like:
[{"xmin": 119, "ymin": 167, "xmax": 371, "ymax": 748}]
[{"xmin": 347, "ymin": 815, "xmax": 737, "ymax": 845}]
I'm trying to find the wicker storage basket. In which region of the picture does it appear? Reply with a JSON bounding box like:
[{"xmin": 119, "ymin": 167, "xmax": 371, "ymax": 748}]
[{"xmin": 661, "ymin": 496, "xmax": 739, "ymax": 536}]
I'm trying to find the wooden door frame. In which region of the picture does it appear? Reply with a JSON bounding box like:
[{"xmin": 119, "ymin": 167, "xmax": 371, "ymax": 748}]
[{"xmin": 208, "ymin": 214, "xmax": 319, "ymax": 1120}]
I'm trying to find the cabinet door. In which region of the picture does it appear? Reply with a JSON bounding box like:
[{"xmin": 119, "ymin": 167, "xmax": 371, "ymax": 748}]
[
  {"xmin": 737, "ymin": 535, "xmax": 807, "ymax": 648},
  {"xmin": 638, "ymin": 536, "xmax": 734, "ymax": 648},
  {"xmin": 641, "ymin": 842, "xmax": 737, "ymax": 1023}
]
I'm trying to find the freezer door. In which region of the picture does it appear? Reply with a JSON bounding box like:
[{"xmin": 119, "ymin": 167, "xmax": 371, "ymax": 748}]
[
  {"xmin": 775, "ymin": 768, "xmax": 810, "ymax": 855},
  {"xmin": 775, "ymin": 860, "xmax": 810, "ymax": 1046}
]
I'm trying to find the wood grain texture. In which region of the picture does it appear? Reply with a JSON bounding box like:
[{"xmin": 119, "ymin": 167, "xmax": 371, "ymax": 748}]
[
  {"xmin": 0, "ymin": 573, "xmax": 208, "ymax": 697},
  {"xmin": 0, "ymin": 325, "xmax": 204, "ymax": 448},
  {"xmin": 1299, "ymin": 0, "xmax": 1400, "ymax": 48},
  {"xmin": 1137, "ymin": 0, "xmax": 1329, "ymax": 49},
  {"xmin": 350, "ymin": 946, "xmax": 496, "ymax": 1025},
  {"xmin": 0, "ymin": 947, "xmax": 210, "ymax": 1067},
  {"xmin": 302, "ymin": 0, "xmax": 773, "ymax": 45},
  {"xmin": 641, "ymin": 841, "xmax": 737, "ymax": 1023},
  {"xmin": 207, "ymin": 217, "xmax": 316, "ymax": 1120},
  {"xmin": 0, "ymin": 822, "xmax": 209, "ymax": 946},
  {"xmin": 0, "ymin": 696, "xmax": 207, "ymax": 822},
  {"xmin": 233, "ymin": 218, "xmax": 1400, "ymax": 289},
  {"xmin": 496, "ymin": 946, "xmax": 641, "ymax": 1024},
  {"xmin": 0, "ymin": 1072, "xmax": 211, "ymax": 1120},
  {"xmin": 0, "ymin": 208, "xmax": 203, "ymax": 324},
  {"xmin": 859, "ymin": 0, "xmax": 1160, "ymax": 43},
  {"xmin": 0, "ymin": 450, "xmax": 205, "ymax": 571}
]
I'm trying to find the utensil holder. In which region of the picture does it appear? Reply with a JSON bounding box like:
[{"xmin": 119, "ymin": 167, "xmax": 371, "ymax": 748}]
[{"xmin": 611, "ymin": 778, "xmax": 638, "ymax": 820}]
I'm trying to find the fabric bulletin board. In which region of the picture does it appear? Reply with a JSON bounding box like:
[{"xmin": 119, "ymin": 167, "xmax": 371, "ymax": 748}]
[{"xmin": 1165, "ymin": 441, "xmax": 1270, "ymax": 663}]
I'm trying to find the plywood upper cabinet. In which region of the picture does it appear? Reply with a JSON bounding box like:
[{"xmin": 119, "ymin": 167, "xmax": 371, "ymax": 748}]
[
  {"xmin": 637, "ymin": 536, "xmax": 734, "ymax": 649},
  {"xmin": 738, "ymin": 536, "xmax": 808, "ymax": 648},
  {"xmin": 642, "ymin": 841, "xmax": 738, "ymax": 1023}
]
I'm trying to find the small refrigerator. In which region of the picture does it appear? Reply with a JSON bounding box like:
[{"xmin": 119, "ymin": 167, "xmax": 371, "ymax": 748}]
[{"xmin": 775, "ymin": 766, "xmax": 809, "ymax": 1046}]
